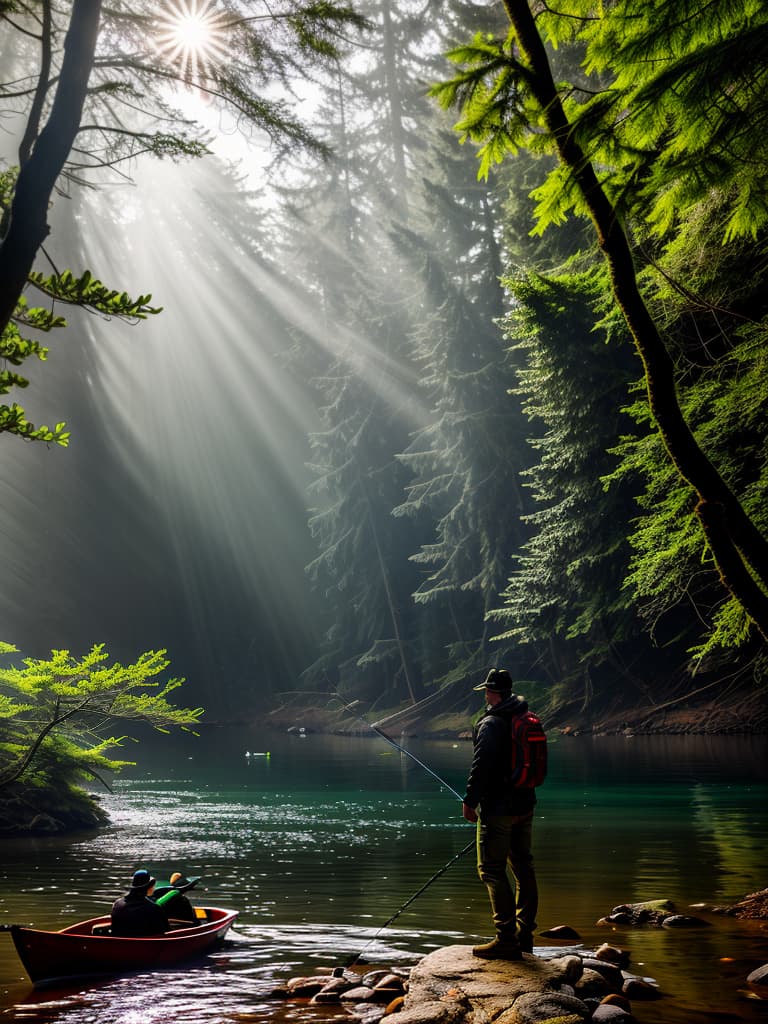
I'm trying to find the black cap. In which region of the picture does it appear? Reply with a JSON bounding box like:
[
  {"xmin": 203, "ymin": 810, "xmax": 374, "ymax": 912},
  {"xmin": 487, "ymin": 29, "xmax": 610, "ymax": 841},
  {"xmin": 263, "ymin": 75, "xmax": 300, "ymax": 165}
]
[
  {"xmin": 473, "ymin": 668, "xmax": 513, "ymax": 693},
  {"xmin": 169, "ymin": 872, "xmax": 200, "ymax": 893},
  {"xmin": 129, "ymin": 869, "xmax": 156, "ymax": 893}
]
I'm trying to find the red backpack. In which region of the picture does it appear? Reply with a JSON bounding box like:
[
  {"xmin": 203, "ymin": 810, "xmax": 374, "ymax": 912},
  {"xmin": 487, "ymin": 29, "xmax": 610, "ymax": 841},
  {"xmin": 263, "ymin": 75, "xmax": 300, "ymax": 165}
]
[{"xmin": 509, "ymin": 710, "xmax": 548, "ymax": 787}]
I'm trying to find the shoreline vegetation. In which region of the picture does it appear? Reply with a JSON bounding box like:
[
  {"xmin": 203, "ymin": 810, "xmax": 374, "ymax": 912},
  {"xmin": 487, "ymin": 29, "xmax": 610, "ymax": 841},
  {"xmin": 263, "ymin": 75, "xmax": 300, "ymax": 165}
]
[{"xmin": 263, "ymin": 688, "xmax": 768, "ymax": 740}]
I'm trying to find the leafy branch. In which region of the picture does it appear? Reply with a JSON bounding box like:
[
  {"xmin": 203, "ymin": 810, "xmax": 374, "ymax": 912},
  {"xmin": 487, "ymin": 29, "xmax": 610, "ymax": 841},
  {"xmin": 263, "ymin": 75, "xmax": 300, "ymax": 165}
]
[{"xmin": 0, "ymin": 642, "xmax": 204, "ymax": 792}]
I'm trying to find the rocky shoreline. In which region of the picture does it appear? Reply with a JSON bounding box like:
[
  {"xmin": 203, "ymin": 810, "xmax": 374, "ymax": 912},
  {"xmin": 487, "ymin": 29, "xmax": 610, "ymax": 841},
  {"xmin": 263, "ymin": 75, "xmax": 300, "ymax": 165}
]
[
  {"xmin": 278, "ymin": 942, "xmax": 768, "ymax": 1023},
  {"xmin": 0, "ymin": 781, "xmax": 107, "ymax": 837},
  {"xmin": 275, "ymin": 896, "xmax": 768, "ymax": 1023},
  {"xmin": 277, "ymin": 943, "xmax": 660, "ymax": 1024}
]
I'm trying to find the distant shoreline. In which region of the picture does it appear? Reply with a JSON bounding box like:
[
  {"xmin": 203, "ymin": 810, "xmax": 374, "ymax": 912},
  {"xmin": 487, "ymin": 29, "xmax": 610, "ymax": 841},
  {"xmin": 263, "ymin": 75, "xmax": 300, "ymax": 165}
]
[{"xmin": 258, "ymin": 700, "xmax": 768, "ymax": 738}]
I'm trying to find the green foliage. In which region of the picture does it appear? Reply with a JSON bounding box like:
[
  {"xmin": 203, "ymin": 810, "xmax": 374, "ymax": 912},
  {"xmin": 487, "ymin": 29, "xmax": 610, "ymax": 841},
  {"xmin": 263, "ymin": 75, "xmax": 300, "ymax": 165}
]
[
  {"xmin": 0, "ymin": 642, "xmax": 204, "ymax": 795},
  {"xmin": 606, "ymin": 319, "xmax": 768, "ymax": 656},
  {"xmin": 575, "ymin": 0, "xmax": 768, "ymax": 244},
  {"xmin": 1, "ymin": 0, "xmax": 369, "ymax": 451},
  {"xmin": 488, "ymin": 264, "xmax": 642, "ymax": 694},
  {"xmin": 0, "ymin": 263, "xmax": 162, "ymax": 446},
  {"xmin": 26, "ymin": 269, "xmax": 161, "ymax": 321},
  {"xmin": 429, "ymin": 32, "xmax": 536, "ymax": 182},
  {"xmin": 434, "ymin": 2, "xmax": 768, "ymax": 244},
  {"xmin": 287, "ymin": 1, "xmax": 370, "ymax": 57},
  {"xmin": 429, "ymin": 1, "xmax": 768, "ymax": 675},
  {"xmin": 0, "ymin": 404, "xmax": 69, "ymax": 445},
  {"xmin": 390, "ymin": 215, "xmax": 530, "ymax": 683}
]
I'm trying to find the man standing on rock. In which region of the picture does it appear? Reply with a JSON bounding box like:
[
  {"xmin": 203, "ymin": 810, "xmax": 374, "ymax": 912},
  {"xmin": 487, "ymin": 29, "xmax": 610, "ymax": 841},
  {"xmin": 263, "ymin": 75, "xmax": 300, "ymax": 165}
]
[{"xmin": 462, "ymin": 668, "xmax": 538, "ymax": 960}]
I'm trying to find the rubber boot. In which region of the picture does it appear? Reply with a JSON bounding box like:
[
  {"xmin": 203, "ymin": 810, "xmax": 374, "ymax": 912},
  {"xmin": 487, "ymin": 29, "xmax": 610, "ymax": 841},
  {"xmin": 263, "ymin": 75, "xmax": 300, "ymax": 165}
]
[{"xmin": 472, "ymin": 936, "xmax": 523, "ymax": 960}]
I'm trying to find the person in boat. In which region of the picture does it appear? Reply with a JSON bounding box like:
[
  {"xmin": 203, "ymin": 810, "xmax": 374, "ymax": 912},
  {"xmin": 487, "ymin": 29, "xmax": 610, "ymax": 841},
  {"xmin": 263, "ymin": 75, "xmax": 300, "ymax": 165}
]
[
  {"xmin": 462, "ymin": 668, "xmax": 539, "ymax": 961},
  {"xmin": 151, "ymin": 872, "xmax": 200, "ymax": 924},
  {"xmin": 110, "ymin": 869, "xmax": 170, "ymax": 937}
]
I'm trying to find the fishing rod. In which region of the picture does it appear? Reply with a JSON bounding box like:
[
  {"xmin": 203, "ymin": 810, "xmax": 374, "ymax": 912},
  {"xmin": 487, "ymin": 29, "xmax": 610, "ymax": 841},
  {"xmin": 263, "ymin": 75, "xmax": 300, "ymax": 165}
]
[
  {"xmin": 330, "ymin": 695, "xmax": 465, "ymax": 803},
  {"xmin": 330, "ymin": 694, "xmax": 477, "ymax": 965},
  {"xmin": 345, "ymin": 835, "xmax": 475, "ymax": 967}
]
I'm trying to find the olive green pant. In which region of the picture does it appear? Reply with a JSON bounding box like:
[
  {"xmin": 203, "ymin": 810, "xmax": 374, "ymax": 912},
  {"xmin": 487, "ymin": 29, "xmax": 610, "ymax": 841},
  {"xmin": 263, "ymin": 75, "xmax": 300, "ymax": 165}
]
[{"xmin": 476, "ymin": 812, "xmax": 538, "ymax": 945}]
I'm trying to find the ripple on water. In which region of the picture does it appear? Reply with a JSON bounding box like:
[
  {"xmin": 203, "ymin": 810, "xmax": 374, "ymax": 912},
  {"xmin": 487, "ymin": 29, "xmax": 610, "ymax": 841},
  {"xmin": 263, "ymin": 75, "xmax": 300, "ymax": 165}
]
[{"xmin": 4, "ymin": 922, "xmax": 453, "ymax": 1024}]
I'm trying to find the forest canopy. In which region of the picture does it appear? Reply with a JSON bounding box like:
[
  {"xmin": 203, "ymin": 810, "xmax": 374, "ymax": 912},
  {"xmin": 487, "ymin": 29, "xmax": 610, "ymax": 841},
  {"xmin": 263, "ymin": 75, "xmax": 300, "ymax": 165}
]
[
  {"xmin": 294, "ymin": 0, "xmax": 768, "ymax": 728},
  {"xmin": 0, "ymin": 0, "xmax": 766, "ymax": 736}
]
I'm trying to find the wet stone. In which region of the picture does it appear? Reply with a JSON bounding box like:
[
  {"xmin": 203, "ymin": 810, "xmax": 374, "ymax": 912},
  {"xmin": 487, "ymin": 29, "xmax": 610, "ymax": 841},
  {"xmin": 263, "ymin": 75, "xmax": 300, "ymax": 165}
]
[
  {"xmin": 622, "ymin": 977, "xmax": 661, "ymax": 1000},
  {"xmin": 581, "ymin": 957, "xmax": 623, "ymax": 987},
  {"xmin": 373, "ymin": 973, "xmax": 406, "ymax": 992},
  {"xmin": 361, "ymin": 969, "xmax": 393, "ymax": 987},
  {"xmin": 285, "ymin": 976, "xmax": 327, "ymax": 997},
  {"xmin": 310, "ymin": 990, "xmax": 342, "ymax": 1004},
  {"xmin": 321, "ymin": 977, "xmax": 354, "ymax": 991},
  {"xmin": 574, "ymin": 967, "xmax": 612, "ymax": 998},
  {"xmin": 594, "ymin": 943, "xmax": 630, "ymax": 967},
  {"xmin": 347, "ymin": 1004, "xmax": 388, "ymax": 1024},
  {"xmin": 661, "ymin": 914, "xmax": 710, "ymax": 928},
  {"xmin": 591, "ymin": 1005, "xmax": 636, "ymax": 1023},
  {"xmin": 600, "ymin": 993, "xmax": 632, "ymax": 1011},
  {"xmin": 540, "ymin": 924, "xmax": 582, "ymax": 941},
  {"xmin": 747, "ymin": 963, "xmax": 768, "ymax": 987},
  {"xmin": 341, "ymin": 985, "xmax": 376, "ymax": 1001},
  {"xmin": 499, "ymin": 989, "xmax": 591, "ymax": 1023}
]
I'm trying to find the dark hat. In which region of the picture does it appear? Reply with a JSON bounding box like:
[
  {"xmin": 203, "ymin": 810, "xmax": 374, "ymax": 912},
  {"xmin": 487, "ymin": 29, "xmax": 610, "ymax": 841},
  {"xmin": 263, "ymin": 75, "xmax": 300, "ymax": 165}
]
[
  {"xmin": 473, "ymin": 668, "xmax": 513, "ymax": 693},
  {"xmin": 129, "ymin": 869, "xmax": 156, "ymax": 893},
  {"xmin": 169, "ymin": 872, "xmax": 200, "ymax": 893}
]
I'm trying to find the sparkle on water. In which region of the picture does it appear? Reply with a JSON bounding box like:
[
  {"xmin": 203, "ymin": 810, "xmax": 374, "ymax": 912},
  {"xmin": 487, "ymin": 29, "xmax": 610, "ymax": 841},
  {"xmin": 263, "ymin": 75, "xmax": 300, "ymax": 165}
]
[{"xmin": 1, "ymin": 730, "xmax": 767, "ymax": 1024}]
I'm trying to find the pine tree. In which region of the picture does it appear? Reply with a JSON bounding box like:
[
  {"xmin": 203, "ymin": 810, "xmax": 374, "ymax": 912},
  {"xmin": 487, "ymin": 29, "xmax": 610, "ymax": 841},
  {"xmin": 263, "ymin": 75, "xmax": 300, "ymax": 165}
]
[
  {"xmin": 391, "ymin": 218, "xmax": 529, "ymax": 685},
  {"xmin": 278, "ymin": 0, "xmax": 441, "ymax": 706},
  {"xmin": 489, "ymin": 266, "xmax": 651, "ymax": 709},
  {"xmin": 432, "ymin": 0, "xmax": 768, "ymax": 647}
]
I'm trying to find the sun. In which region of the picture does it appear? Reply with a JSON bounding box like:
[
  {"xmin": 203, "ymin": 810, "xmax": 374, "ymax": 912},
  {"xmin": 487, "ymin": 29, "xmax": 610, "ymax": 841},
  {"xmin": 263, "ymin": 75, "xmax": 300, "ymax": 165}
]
[{"xmin": 155, "ymin": 0, "xmax": 229, "ymax": 86}]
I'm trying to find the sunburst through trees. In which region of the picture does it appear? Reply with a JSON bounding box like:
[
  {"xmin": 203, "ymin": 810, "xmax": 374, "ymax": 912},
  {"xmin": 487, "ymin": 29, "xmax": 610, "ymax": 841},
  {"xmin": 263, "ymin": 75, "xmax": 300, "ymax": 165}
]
[{"xmin": 155, "ymin": 0, "xmax": 229, "ymax": 87}]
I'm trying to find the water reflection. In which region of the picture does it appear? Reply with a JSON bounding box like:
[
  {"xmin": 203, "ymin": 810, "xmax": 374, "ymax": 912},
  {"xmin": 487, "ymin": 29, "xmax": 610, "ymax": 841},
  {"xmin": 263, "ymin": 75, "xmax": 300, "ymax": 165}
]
[
  {"xmin": 690, "ymin": 783, "xmax": 766, "ymax": 897},
  {"xmin": 1, "ymin": 730, "xmax": 767, "ymax": 1024}
]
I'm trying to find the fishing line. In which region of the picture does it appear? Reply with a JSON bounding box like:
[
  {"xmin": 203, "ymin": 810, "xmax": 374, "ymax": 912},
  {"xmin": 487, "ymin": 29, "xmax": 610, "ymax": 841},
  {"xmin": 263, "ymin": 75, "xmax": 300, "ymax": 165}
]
[
  {"xmin": 332, "ymin": 694, "xmax": 476, "ymax": 966},
  {"xmin": 345, "ymin": 837, "xmax": 475, "ymax": 967},
  {"xmin": 330, "ymin": 695, "xmax": 465, "ymax": 803}
]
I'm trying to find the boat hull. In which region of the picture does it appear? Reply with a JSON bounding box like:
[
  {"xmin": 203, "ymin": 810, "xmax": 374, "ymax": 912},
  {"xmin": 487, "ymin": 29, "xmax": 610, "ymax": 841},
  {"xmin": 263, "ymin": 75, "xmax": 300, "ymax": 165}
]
[{"xmin": 10, "ymin": 907, "xmax": 238, "ymax": 987}]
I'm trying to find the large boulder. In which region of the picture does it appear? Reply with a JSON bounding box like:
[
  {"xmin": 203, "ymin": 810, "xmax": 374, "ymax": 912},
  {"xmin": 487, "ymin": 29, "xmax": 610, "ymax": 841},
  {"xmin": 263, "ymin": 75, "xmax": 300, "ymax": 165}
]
[{"xmin": 388, "ymin": 945, "xmax": 590, "ymax": 1024}]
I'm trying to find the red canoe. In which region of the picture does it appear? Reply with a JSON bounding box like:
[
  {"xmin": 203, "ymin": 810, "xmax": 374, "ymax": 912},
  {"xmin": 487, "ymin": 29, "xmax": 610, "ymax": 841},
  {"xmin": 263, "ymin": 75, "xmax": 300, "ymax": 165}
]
[{"xmin": 8, "ymin": 906, "xmax": 239, "ymax": 987}]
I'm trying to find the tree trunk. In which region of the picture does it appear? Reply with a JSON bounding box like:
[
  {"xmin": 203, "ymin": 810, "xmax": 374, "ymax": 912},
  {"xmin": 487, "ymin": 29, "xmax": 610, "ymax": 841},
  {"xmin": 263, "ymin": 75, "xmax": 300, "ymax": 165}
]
[
  {"xmin": 503, "ymin": 0, "xmax": 768, "ymax": 641},
  {"xmin": 18, "ymin": 0, "xmax": 54, "ymax": 169},
  {"xmin": 380, "ymin": 0, "xmax": 409, "ymax": 218},
  {"xmin": 0, "ymin": 0, "xmax": 102, "ymax": 334}
]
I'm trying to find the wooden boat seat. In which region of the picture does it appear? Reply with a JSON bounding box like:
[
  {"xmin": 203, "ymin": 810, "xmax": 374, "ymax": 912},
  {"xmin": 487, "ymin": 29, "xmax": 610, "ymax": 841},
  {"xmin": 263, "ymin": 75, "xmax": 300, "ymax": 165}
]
[
  {"xmin": 90, "ymin": 921, "xmax": 201, "ymax": 935},
  {"xmin": 88, "ymin": 907, "xmax": 208, "ymax": 936}
]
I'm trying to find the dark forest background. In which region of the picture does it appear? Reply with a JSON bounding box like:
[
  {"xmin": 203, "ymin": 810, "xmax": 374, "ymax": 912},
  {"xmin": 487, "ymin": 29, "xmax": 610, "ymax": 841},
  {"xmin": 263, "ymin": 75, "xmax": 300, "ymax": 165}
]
[{"xmin": 2, "ymin": 0, "xmax": 767, "ymax": 733}]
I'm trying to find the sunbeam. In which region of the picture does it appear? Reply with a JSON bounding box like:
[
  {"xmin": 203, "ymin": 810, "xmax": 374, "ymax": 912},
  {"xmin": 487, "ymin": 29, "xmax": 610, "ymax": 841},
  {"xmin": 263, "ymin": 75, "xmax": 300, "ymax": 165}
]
[
  {"xmin": 0, "ymin": 148, "xmax": 428, "ymax": 710},
  {"xmin": 155, "ymin": 0, "xmax": 229, "ymax": 86}
]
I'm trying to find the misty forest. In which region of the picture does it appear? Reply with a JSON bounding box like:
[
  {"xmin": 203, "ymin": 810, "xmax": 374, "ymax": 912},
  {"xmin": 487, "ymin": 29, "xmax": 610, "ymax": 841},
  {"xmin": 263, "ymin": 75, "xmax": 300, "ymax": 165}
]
[{"xmin": 2, "ymin": 0, "xmax": 768, "ymax": 829}]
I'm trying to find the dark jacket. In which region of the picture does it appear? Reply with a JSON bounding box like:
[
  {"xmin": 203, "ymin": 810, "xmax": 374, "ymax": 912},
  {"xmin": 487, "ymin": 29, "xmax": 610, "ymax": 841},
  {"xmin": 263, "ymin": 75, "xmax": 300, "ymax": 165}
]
[
  {"xmin": 111, "ymin": 892, "xmax": 169, "ymax": 937},
  {"xmin": 463, "ymin": 694, "xmax": 537, "ymax": 816}
]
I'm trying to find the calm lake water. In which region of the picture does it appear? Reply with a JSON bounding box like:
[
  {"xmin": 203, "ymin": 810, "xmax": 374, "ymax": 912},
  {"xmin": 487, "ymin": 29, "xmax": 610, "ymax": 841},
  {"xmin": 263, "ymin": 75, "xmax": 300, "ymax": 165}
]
[{"xmin": 1, "ymin": 726, "xmax": 767, "ymax": 1023}]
